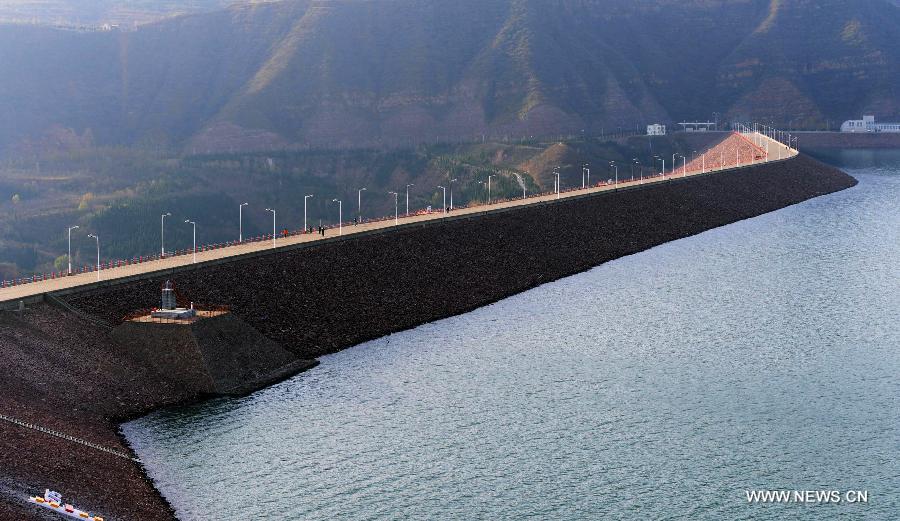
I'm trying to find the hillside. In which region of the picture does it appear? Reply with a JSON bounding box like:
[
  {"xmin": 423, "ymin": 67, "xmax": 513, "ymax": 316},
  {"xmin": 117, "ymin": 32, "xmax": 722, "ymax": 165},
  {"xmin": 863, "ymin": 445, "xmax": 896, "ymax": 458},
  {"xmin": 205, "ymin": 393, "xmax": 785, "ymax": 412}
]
[
  {"xmin": 0, "ymin": 0, "xmax": 898, "ymax": 154},
  {"xmin": 0, "ymin": 132, "xmax": 712, "ymax": 278},
  {"xmin": 0, "ymin": 0, "xmax": 233, "ymax": 26}
]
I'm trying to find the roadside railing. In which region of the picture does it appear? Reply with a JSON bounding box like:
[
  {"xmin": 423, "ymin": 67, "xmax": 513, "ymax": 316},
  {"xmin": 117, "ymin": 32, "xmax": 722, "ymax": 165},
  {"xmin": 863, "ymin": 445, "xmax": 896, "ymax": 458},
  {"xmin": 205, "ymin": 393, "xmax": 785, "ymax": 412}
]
[{"xmin": 0, "ymin": 127, "xmax": 798, "ymax": 292}]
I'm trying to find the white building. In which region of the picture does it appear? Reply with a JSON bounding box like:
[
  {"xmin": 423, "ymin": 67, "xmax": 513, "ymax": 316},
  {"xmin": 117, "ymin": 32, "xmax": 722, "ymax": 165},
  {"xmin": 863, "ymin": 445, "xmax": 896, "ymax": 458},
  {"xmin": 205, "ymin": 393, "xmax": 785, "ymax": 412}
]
[
  {"xmin": 647, "ymin": 124, "xmax": 666, "ymax": 136},
  {"xmin": 840, "ymin": 115, "xmax": 900, "ymax": 133}
]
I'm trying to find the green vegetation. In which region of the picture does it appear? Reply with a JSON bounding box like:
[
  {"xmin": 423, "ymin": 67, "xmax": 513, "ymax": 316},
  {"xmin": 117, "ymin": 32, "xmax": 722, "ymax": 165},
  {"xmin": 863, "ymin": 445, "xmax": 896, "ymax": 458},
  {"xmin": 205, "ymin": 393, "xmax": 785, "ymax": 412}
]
[{"xmin": 0, "ymin": 135, "xmax": 709, "ymax": 277}]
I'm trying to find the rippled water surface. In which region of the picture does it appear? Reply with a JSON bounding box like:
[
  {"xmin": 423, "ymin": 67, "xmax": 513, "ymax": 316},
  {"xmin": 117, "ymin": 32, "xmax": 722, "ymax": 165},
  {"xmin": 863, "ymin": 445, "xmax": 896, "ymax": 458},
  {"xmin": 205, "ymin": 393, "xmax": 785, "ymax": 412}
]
[{"xmin": 123, "ymin": 150, "xmax": 900, "ymax": 520}]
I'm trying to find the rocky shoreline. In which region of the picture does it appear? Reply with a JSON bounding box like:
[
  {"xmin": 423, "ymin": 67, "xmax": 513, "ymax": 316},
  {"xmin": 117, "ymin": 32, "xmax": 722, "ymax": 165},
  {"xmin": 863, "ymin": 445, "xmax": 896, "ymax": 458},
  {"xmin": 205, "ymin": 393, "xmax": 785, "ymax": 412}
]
[{"xmin": 1, "ymin": 154, "xmax": 856, "ymax": 520}]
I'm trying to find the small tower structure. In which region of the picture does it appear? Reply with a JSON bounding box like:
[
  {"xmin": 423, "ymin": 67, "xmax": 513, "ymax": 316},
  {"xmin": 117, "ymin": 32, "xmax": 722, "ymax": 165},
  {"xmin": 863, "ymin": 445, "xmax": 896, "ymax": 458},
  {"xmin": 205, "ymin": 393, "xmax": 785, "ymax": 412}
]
[
  {"xmin": 161, "ymin": 280, "xmax": 177, "ymax": 310},
  {"xmin": 150, "ymin": 280, "xmax": 196, "ymax": 320}
]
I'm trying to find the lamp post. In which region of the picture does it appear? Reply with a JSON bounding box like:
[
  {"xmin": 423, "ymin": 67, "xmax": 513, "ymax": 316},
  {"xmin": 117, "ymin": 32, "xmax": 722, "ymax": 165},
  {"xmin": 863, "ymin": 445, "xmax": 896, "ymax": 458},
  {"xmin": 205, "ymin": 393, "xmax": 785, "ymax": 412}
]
[
  {"xmin": 582, "ymin": 164, "xmax": 587, "ymax": 188},
  {"xmin": 609, "ymin": 161, "xmax": 618, "ymax": 187},
  {"xmin": 554, "ymin": 167, "xmax": 561, "ymax": 199},
  {"xmin": 449, "ymin": 178, "xmax": 457, "ymax": 209},
  {"xmin": 265, "ymin": 208, "xmax": 275, "ymax": 248},
  {"xmin": 682, "ymin": 155, "xmax": 687, "ymax": 177},
  {"xmin": 304, "ymin": 195, "xmax": 313, "ymax": 232},
  {"xmin": 437, "ymin": 185, "xmax": 446, "ymax": 214},
  {"xmin": 585, "ymin": 164, "xmax": 590, "ymax": 186},
  {"xmin": 388, "ymin": 191, "xmax": 398, "ymax": 225},
  {"xmin": 332, "ymin": 199, "xmax": 342, "ymax": 235},
  {"xmin": 357, "ymin": 187, "xmax": 366, "ymax": 222},
  {"xmin": 67, "ymin": 225, "xmax": 79, "ymax": 275},
  {"xmin": 487, "ymin": 174, "xmax": 494, "ymax": 204},
  {"xmin": 87, "ymin": 233, "xmax": 99, "ymax": 281},
  {"xmin": 405, "ymin": 184, "xmax": 414, "ymax": 217},
  {"xmin": 672, "ymin": 153, "xmax": 678, "ymax": 177},
  {"xmin": 160, "ymin": 213, "xmax": 171, "ymax": 257},
  {"xmin": 656, "ymin": 157, "xmax": 665, "ymax": 178},
  {"xmin": 184, "ymin": 220, "xmax": 196, "ymax": 263},
  {"xmin": 238, "ymin": 203, "xmax": 247, "ymax": 243}
]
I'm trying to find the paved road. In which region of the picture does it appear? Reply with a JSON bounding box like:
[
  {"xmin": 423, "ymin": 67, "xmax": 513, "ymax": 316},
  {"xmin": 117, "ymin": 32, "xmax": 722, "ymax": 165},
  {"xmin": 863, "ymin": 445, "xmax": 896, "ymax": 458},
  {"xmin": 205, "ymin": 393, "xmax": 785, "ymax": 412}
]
[{"xmin": 0, "ymin": 133, "xmax": 795, "ymax": 304}]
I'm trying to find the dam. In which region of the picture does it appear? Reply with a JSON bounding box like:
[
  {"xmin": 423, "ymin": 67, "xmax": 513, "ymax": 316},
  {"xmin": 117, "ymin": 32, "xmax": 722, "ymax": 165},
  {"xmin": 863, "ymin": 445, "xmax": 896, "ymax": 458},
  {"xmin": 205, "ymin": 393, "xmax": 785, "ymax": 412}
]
[{"xmin": 0, "ymin": 130, "xmax": 861, "ymax": 520}]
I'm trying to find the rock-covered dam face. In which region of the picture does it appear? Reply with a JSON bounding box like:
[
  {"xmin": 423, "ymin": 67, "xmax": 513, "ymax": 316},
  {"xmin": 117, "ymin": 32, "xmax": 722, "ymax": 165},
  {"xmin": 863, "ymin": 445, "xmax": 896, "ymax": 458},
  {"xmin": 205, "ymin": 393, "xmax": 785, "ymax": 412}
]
[
  {"xmin": 0, "ymin": 153, "xmax": 857, "ymax": 520},
  {"xmin": 69, "ymin": 154, "xmax": 856, "ymax": 360}
]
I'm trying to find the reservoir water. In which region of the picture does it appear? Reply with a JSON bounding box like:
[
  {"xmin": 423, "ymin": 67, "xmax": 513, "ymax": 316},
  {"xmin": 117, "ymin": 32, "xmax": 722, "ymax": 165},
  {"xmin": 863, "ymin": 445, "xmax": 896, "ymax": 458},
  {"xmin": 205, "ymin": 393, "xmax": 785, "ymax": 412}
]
[{"xmin": 123, "ymin": 150, "xmax": 900, "ymax": 520}]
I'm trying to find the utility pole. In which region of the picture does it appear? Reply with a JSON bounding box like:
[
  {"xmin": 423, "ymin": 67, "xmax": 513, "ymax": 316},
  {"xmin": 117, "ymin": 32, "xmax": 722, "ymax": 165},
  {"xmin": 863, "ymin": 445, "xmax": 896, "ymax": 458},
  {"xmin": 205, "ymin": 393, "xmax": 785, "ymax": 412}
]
[
  {"xmin": 332, "ymin": 199, "xmax": 342, "ymax": 235},
  {"xmin": 388, "ymin": 191, "xmax": 398, "ymax": 225},
  {"xmin": 449, "ymin": 178, "xmax": 457, "ymax": 209},
  {"xmin": 265, "ymin": 208, "xmax": 276, "ymax": 248},
  {"xmin": 184, "ymin": 220, "xmax": 196, "ymax": 263},
  {"xmin": 67, "ymin": 225, "xmax": 79, "ymax": 275},
  {"xmin": 357, "ymin": 187, "xmax": 366, "ymax": 222},
  {"xmin": 405, "ymin": 184, "xmax": 414, "ymax": 217},
  {"xmin": 304, "ymin": 195, "xmax": 313, "ymax": 231},
  {"xmin": 554, "ymin": 167, "xmax": 561, "ymax": 199},
  {"xmin": 88, "ymin": 233, "xmax": 100, "ymax": 281},
  {"xmin": 161, "ymin": 213, "xmax": 171, "ymax": 257},
  {"xmin": 238, "ymin": 203, "xmax": 247, "ymax": 243}
]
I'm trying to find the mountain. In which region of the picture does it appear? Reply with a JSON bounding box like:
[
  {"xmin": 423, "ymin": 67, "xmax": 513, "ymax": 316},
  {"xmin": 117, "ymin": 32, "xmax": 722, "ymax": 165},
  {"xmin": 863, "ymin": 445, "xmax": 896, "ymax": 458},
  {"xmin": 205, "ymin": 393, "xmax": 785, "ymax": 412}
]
[
  {"xmin": 1, "ymin": 0, "xmax": 898, "ymax": 154},
  {"xmin": 0, "ymin": 0, "xmax": 233, "ymax": 26}
]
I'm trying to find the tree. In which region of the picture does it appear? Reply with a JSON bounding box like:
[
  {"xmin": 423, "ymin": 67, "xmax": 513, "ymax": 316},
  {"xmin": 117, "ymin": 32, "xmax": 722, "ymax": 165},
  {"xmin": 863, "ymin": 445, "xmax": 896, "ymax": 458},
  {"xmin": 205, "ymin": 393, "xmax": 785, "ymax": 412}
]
[{"xmin": 54, "ymin": 255, "xmax": 68, "ymax": 272}]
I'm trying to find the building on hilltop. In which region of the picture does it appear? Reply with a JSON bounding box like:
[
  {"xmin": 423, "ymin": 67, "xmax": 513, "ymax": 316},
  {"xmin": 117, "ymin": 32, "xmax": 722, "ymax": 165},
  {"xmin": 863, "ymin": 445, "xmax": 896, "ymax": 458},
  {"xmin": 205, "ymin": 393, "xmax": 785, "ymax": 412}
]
[
  {"xmin": 840, "ymin": 115, "xmax": 900, "ymax": 133},
  {"xmin": 678, "ymin": 121, "xmax": 717, "ymax": 132},
  {"xmin": 647, "ymin": 124, "xmax": 666, "ymax": 136}
]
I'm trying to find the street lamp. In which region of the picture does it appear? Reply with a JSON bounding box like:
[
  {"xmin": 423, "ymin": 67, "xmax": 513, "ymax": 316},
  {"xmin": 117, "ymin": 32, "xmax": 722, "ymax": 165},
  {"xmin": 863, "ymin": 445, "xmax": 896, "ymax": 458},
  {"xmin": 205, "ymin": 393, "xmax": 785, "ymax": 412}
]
[
  {"xmin": 437, "ymin": 185, "xmax": 446, "ymax": 214},
  {"xmin": 405, "ymin": 184, "xmax": 414, "ymax": 217},
  {"xmin": 357, "ymin": 187, "xmax": 366, "ymax": 222},
  {"xmin": 161, "ymin": 213, "xmax": 171, "ymax": 257},
  {"xmin": 265, "ymin": 208, "xmax": 276, "ymax": 248},
  {"xmin": 238, "ymin": 203, "xmax": 247, "ymax": 243},
  {"xmin": 87, "ymin": 233, "xmax": 99, "ymax": 281},
  {"xmin": 656, "ymin": 157, "xmax": 665, "ymax": 178},
  {"xmin": 332, "ymin": 199, "xmax": 342, "ymax": 235},
  {"xmin": 67, "ymin": 225, "xmax": 79, "ymax": 275},
  {"xmin": 581, "ymin": 163, "xmax": 587, "ymax": 188},
  {"xmin": 184, "ymin": 220, "xmax": 196, "ymax": 263},
  {"xmin": 388, "ymin": 191, "xmax": 398, "ymax": 225},
  {"xmin": 585, "ymin": 164, "xmax": 590, "ymax": 186},
  {"xmin": 449, "ymin": 178, "xmax": 457, "ymax": 209},
  {"xmin": 609, "ymin": 161, "xmax": 618, "ymax": 188},
  {"xmin": 487, "ymin": 174, "xmax": 494, "ymax": 204},
  {"xmin": 554, "ymin": 167, "xmax": 561, "ymax": 199},
  {"xmin": 631, "ymin": 159, "xmax": 638, "ymax": 182},
  {"xmin": 304, "ymin": 195, "xmax": 313, "ymax": 232}
]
